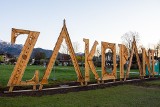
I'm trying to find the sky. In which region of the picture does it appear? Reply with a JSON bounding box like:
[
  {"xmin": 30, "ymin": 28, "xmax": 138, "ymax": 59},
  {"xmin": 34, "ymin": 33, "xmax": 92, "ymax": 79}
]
[{"xmin": 0, "ymin": 0, "xmax": 160, "ymax": 52}]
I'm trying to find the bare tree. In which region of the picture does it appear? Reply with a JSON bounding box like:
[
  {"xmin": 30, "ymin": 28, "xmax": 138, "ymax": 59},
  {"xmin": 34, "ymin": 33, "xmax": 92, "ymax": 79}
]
[
  {"xmin": 59, "ymin": 41, "xmax": 80, "ymax": 54},
  {"xmin": 60, "ymin": 41, "xmax": 69, "ymax": 54},
  {"xmin": 156, "ymin": 40, "xmax": 160, "ymax": 58},
  {"xmin": 96, "ymin": 46, "xmax": 101, "ymax": 57},
  {"xmin": 121, "ymin": 31, "xmax": 140, "ymax": 55},
  {"xmin": 72, "ymin": 41, "xmax": 80, "ymax": 53}
]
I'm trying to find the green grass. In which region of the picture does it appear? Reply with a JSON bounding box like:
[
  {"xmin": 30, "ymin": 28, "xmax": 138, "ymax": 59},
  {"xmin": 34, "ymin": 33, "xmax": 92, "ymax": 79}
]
[
  {"xmin": 0, "ymin": 65, "xmax": 141, "ymax": 87},
  {"xmin": 0, "ymin": 85, "xmax": 160, "ymax": 107},
  {"xmin": 143, "ymin": 80, "xmax": 160, "ymax": 86},
  {"xmin": 0, "ymin": 65, "xmax": 45, "ymax": 87},
  {"xmin": 0, "ymin": 65, "xmax": 160, "ymax": 107}
]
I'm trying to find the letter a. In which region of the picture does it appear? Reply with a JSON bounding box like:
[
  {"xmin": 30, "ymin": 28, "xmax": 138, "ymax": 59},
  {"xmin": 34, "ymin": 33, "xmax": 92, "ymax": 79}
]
[{"xmin": 39, "ymin": 20, "xmax": 84, "ymax": 90}]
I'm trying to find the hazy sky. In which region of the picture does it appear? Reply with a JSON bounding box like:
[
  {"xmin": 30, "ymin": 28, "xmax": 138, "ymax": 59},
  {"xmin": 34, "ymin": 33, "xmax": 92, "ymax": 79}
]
[{"xmin": 0, "ymin": 0, "xmax": 160, "ymax": 52}]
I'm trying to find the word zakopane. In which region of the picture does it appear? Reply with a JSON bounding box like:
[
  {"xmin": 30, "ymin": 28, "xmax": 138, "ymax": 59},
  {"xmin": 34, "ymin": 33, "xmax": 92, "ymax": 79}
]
[{"xmin": 7, "ymin": 20, "xmax": 156, "ymax": 92}]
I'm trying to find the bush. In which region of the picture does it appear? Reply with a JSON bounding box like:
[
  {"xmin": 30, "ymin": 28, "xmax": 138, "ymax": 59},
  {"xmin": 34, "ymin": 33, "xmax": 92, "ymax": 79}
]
[
  {"xmin": 55, "ymin": 60, "xmax": 59, "ymax": 66},
  {"xmin": 131, "ymin": 63, "xmax": 138, "ymax": 69}
]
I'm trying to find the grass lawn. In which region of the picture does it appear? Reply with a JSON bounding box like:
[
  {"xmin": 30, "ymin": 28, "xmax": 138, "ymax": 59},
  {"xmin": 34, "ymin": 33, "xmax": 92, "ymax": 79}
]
[
  {"xmin": 0, "ymin": 65, "xmax": 140, "ymax": 88},
  {"xmin": 143, "ymin": 79, "xmax": 160, "ymax": 86},
  {"xmin": 0, "ymin": 85, "xmax": 160, "ymax": 107},
  {"xmin": 0, "ymin": 65, "xmax": 160, "ymax": 107}
]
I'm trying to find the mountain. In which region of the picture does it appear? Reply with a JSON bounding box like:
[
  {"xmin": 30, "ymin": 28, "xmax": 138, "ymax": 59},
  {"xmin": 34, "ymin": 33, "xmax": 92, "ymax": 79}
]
[
  {"xmin": 0, "ymin": 40, "xmax": 52, "ymax": 58},
  {"xmin": 32, "ymin": 48, "xmax": 52, "ymax": 58},
  {"xmin": 0, "ymin": 40, "xmax": 84, "ymax": 59},
  {"xmin": 75, "ymin": 52, "xmax": 84, "ymax": 56},
  {"xmin": 0, "ymin": 40, "xmax": 22, "ymax": 56}
]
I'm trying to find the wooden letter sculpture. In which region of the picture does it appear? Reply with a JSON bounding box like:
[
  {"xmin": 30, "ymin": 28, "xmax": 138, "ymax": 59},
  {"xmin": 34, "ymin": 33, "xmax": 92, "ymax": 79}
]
[
  {"xmin": 39, "ymin": 20, "xmax": 84, "ymax": 90},
  {"xmin": 8, "ymin": 28, "xmax": 40, "ymax": 92},
  {"xmin": 83, "ymin": 39, "xmax": 101, "ymax": 85},
  {"xmin": 149, "ymin": 49, "xmax": 156, "ymax": 76},
  {"xmin": 142, "ymin": 48, "xmax": 152, "ymax": 77},
  {"xmin": 101, "ymin": 42, "xmax": 117, "ymax": 81},
  {"xmin": 83, "ymin": 39, "xmax": 90, "ymax": 84},
  {"xmin": 125, "ymin": 36, "xmax": 143, "ymax": 80},
  {"xmin": 118, "ymin": 44, "xmax": 128, "ymax": 80},
  {"xmin": 6, "ymin": 21, "xmax": 158, "ymax": 92},
  {"xmin": 141, "ymin": 48, "xmax": 156, "ymax": 78}
]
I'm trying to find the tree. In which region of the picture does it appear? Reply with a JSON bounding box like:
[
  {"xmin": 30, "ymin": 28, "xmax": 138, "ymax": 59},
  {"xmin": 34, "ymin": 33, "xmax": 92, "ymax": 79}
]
[
  {"xmin": 76, "ymin": 55, "xmax": 85, "ymax": 62},
  {"xmin": 60, "ymin": 41, "xmax": 80, "ymax": 54},
  {"xmin": 0, "ymin": 55, "xmax": 4, "ymax": 62},
  {"xmin": 156, "ymin": 40, "xmax": 160, "ymax": 58},
  {"xmin": 8, "ymin": 58, "xmax": 16, "ymax": 64},
  {"xmin": 33, "ymin": 51, "xmax": 46, "ymax": 60},
  {"xmin": 121, "ymin": 31, "xmax": 140, "ymax": 56},
  {"xmin": 72, "ymin": 41, "xmax": 80, "ymax": 53},
  {"xmin": 95, "ymin": 46, "xmax": 101, "ymax": 57},
  {"xmin": 60, "ymin": 41, "xmax": 69, "ymax": 54}
]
